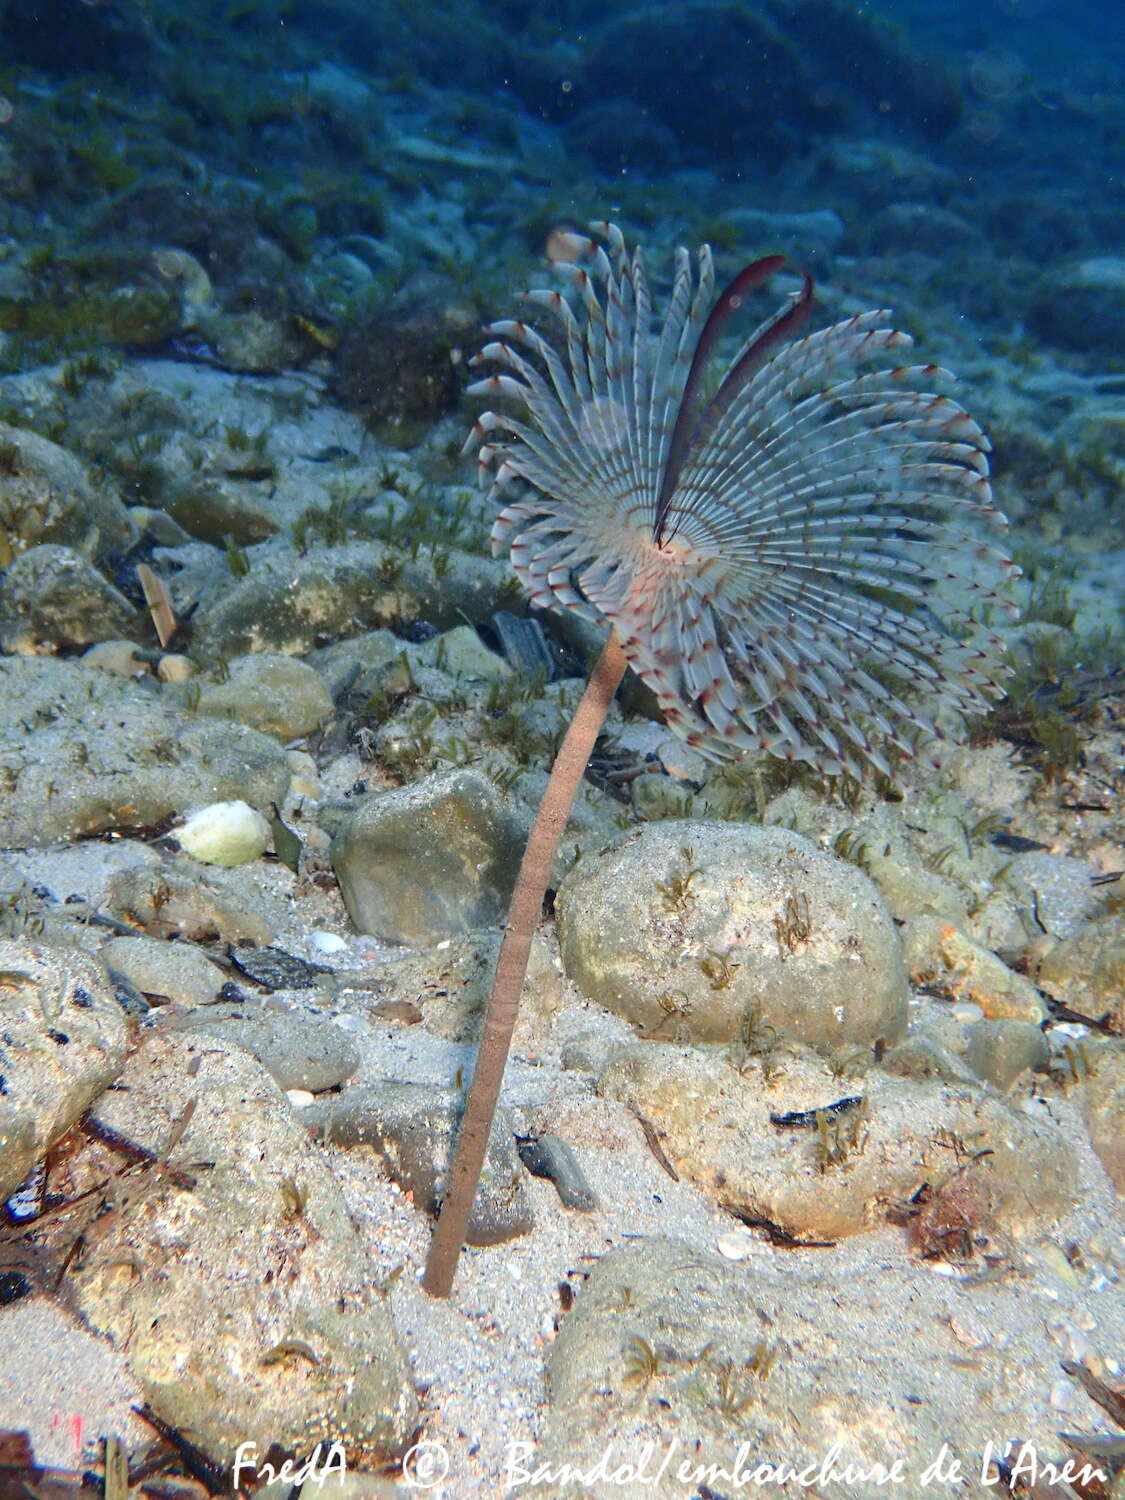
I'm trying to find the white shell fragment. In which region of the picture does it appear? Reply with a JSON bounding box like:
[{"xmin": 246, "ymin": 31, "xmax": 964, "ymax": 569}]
[
  {"xmin": 309, "ymin": 930, "xmax": 349, "ymax": 955},
  {"xmin": 716, "ymin": 1228, "xmax": 758, "ymax": 1261},
  {"xmin": 175, "ymin": 799, "xmax": 270, "ymax": 867}
]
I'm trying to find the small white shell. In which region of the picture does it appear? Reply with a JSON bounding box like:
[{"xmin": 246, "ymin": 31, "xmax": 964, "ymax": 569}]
[
  {"xmin": 716, "ymin": 1228, "xmax": 757, "ymax": 1261},
  {"xmin": 176, "ymin": 800, "xmax": 270, "ymax": 867},
  {"xmin": 309, "ymin": 930, "xmax": 349, "ymax": 955}
]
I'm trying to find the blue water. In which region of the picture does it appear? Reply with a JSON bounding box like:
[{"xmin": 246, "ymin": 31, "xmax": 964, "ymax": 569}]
[{"xmin": 0, "ymin": 1, "xmax": 1121, "ymax": 378}]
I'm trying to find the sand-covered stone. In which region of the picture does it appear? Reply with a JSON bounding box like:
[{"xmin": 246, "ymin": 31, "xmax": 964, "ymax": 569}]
[
  {"xmin": 188, "ymin": 541, "xmax": 508, "ymax": 659},
  {"xmin": 102, "ymin": 862, "xmax": 275, "ymax": 945},
  {"xmin": 557, "ymin": 821, "xmax": 908, "ymax": 1051},
  {"xmin": 98, "ymin": 933, "xmax": 226, "ymax": 1007},
  {"xmin": 598, "ymin": 1041, "xmax": 1077, "ymax": 1240},
  {"xmin": 964, "ymin": 1018, "xmax": 1050, "ymax": 1092},
  {"xmin": 194, "ymin": 652, "xmax": 334, "ymax": 740},
  {"xmin": 172, "ymin": 1003, "xmax": 359, "ymax": 1093},
  {"xmin": 533, "ymin": 1233, "xmax": 1117, "ymax": 1500},
  {"xmin": 0, "ymin": 656, "xmax": 290, "ymax": 845},
  {"xmin": 70, "ymin": 1035, "xmax": 418, "ymax": 1463},
  {"xmin": 0, "ymin": 939, "xmax": 130, "ymax": 1199}
]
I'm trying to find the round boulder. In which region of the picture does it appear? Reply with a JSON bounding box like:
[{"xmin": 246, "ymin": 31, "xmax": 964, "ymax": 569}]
[
  {"xmin": 556, "ymin": 820, "xmax": 908, "ymax": 1051},
  {"xmin": 194, "ymin": 653, "xmax": 334, "ymax": 740},
  {"xmin": 330, "ymin": 767, "xmax": 526, "ymax": 945}
]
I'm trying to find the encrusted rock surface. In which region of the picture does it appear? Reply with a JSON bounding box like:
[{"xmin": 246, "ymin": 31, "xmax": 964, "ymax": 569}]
[
  {"xmin": 557, "ymin": 821, "xmax": 909, "ymax": 1051},
  {"xmin": 0, "ymin": 657, "xmax": 291, "ymax": 845},
  {"xmin": 0, "ymin": 939, "xmax": 130, "ymax": 1199},
  {"xmin": 193, "ymin": 652, "xmax": 334, "ymax": 741},
  {"xmin": 598, "ymin": 1041, "xmax": 1078, "ymax": 1240},
  {"xmin": 69, "ymin": 1035, "xmax": 418, "ymax": 1463}
]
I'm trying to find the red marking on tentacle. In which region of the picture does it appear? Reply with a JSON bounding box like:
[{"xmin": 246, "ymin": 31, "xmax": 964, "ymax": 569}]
[{"xmin": 655, "ymin": 262, "xmax": 813, "ymax": 545}]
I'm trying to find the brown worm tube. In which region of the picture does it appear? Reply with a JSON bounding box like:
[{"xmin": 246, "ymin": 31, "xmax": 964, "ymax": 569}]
[{"xmin": 422, "ymin": 630, "xmax": 628, "ymax": 1297}]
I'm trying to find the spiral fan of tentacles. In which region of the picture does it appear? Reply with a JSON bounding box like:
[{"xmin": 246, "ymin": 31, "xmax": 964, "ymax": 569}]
[{"xmin": 466, "ymin": 221, "xmax": 1019, "ymax": 779}]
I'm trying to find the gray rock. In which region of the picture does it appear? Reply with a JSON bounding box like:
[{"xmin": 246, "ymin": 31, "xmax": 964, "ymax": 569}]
[
  {"xmin": 517, "ymin": 1133, "xmax": 597, "ymax": 1211},
  {"xmin": 414, "ymin": 625, "xmax": 511, "ymax": 680},
  {"xmin": 0, "ymin": 656, "xmax": 290, "ymax": 845},
  {"xmin": 0, "ymin": 939, "xmax": 130, "ymax": 1200},
  {"xmin": 867, "ymin": 201, "xmax": 984, "ymax": 254},
  {"xmin": 307, "ymin": 628, "xmax": 401, "ymax": 697},
  {"xmin": 196, "ymin": 308, "xmax": 304, "ymax": 374},
  {"xmin": 557, "ymin": 820, "xmax": 908, "ymax": 1051},
  {"xmin": 71, "ymin": 1034, "xmax": 418, "ymax": 1462},
  {"xmin": 194, "ymin": 653, "xmax": 334, "ymax": 740},
  {"xmin": 188, "ymin": 541, "xmax": 508, "ymax": 660},
  {"xmin": 534, "ymin": 1234, "xmax": 1108, "ymax": 1500},
  {"xmin": 164, "ymin": 476, "xmax": 280, "ymax": 547},
  {"xmin": 102, "ymin": 864, "xmax": 275, "ymax": 946},
  {"xmin": 881, "ymin": 1030, "xmax": 980, "ymax": 1086},
  {"xmin": 598, "ymin": 1041, "xmax": 1078, "ymax": 1240},
  {"xmin": 130, "ymin": 504, "xmax": 194, "ymax": 547},
  {"xmin": 98, "ymin": 934, "xmax": 225, "ymax": 1007},
  {"xmin": 303, "ymin": 1080, "xmax": 534, "ymax": 1245},
  {"xmin": 723, "ymin": 206, "xmax": 845, "ymax": 258},
  {"xmin": 0, "ymin": 422, "xmax": 131, "ymax": 565},
  {"xmin": 0, "ymin": 544, "xmax": 139, "ymax": 653},
  {"xmin": 1077, "ymin": 1041, "xmax": 1125, "ymax": 1194},
  {"xmin": 1030, "ymin": 257, "xmax": 1125, "ymax": 353},
  {"xmin": 172, "ymin": 1003, "xmax": 359, "ymax": 1092},
  {"xmin": 964, "ymin": 1019, "xmax": 1050, "ymax": 1093},
  {"xmin": 330, "ymin": 767, "xmax": 526, "ymax": 945}
]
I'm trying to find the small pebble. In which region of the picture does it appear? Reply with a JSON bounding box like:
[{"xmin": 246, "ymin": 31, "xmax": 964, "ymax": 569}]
[
  {"xmin": 310, "ymin": 930, "xmax": 349, "ymax": 955},
  {"xmin": 83, "ymin": 640, "xmax": 148, "ymax": 677},
  {"xmin": 1049, "ymin": 1378, "xmax": 1077, "ymax": 1410},
  {"xmin": 517, "ymin": 1134, "xmax": 597, "ymax": 1211},
  {"xmin": 286, "ymin": 1089, "xmax": 315, "ymax": 1108},
  {"xmin": 157, "ymin": 654, "xmax": 193, "ymax": 683},
  {"xmin": 952, "ymin": 1003, "xmax": 985, "ymax": 1024},
  {"xmin": 717, "ymin": 1229, "xmax": 758, "ymax": 1261}
]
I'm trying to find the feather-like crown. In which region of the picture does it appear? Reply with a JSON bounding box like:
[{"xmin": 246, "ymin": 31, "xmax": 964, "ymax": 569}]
[{"xmin": 467, "ymin": 222, "xmax": 1018, "ymax": 779}]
